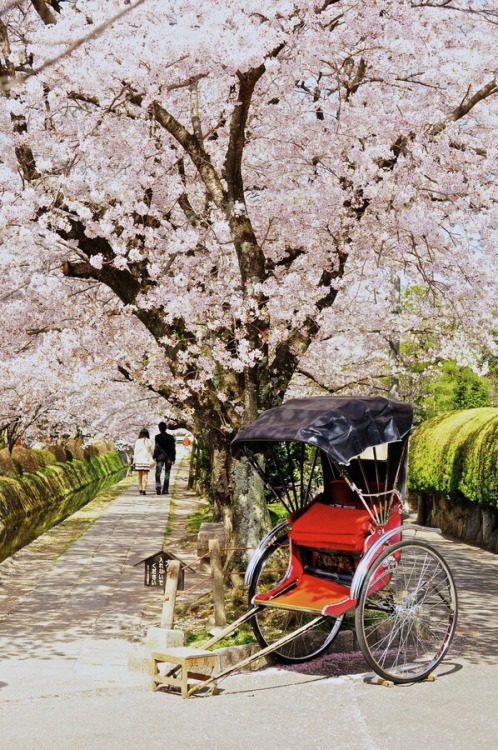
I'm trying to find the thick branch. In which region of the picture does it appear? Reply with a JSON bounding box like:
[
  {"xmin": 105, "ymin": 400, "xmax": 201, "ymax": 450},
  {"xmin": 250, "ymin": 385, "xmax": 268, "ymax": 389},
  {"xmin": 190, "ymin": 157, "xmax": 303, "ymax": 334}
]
[
  {"xmin": 61, "ymin": 259, "xmax": 140, "ymax": 306},
  {"xmin": 316, "ymin": 0, "xmax": 342, "ymax": 12},
  {"xmin": 189, "ymin": 80, "xmax": 204, "ymax": 144},
  {"xmin": 30, "ymin": 0, "xmax": 57, "ymax": 25},
  {"xmin": 428, "ymin": 77, "xmax": 498, "ymax": 136},
  {"xmin": 152, "ymin": 100, "xmax": 226, "ymax": 208},
  {"xmin": 265, "ymin": 245, "xmax": 306, "ymax": 272},
  {"xmin": 224, "ymin": 64, "xmax": 265, "ymax": 204},
  {"xmin": 269, "ymin": 248, "xmax": 348, "ymax": 391},
  {"xmin": 62, "ymin": 258, "xmax": 175, "ymax": 346}
]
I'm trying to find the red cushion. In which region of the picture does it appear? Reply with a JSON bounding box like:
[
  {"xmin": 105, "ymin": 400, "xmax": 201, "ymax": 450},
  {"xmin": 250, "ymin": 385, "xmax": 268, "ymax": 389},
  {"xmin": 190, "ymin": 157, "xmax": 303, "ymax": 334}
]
[
  {"xmin": 323, "ymin": 480, "xmax": 359, "ymax": 506},
  {"xmin": 289, "ymin": 502, "xmax": 372, "ymax": 552}
]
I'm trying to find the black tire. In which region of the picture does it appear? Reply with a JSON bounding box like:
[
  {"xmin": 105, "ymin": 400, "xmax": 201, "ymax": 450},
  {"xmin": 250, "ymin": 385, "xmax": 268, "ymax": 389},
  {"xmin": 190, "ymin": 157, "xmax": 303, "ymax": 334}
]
[
  {"xmin": 355, "ymin": 540, "xmax": 458, "ymax": 683},
  {"xmin": 248, "ymin": 536, "xmax": 343, "ymax": 663}
]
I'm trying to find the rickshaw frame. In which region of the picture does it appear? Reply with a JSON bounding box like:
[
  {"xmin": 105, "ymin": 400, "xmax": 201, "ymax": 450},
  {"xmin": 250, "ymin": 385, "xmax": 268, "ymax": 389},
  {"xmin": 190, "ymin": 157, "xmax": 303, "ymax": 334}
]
[
  {"xmin": 230, "ymin": 396, "xmax": 458, "ymax": 682},
  {"xmin": 153, "ymin": 396, "xmax": 458, "ymax": 694}
]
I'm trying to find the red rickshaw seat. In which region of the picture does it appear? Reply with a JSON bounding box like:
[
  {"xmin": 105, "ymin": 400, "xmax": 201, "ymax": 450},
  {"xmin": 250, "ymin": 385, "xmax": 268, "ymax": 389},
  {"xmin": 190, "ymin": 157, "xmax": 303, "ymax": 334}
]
[{"xmin": 289, "ymin": 502, "xmax": 371, "ymax": 552}]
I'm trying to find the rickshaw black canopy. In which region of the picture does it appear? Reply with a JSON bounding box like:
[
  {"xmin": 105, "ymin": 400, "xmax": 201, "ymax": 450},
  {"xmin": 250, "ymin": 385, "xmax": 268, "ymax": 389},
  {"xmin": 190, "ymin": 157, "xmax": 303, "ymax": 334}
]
[{"xmin": 231, "ymin": 396, "xmax": 413, "ymax": 465}]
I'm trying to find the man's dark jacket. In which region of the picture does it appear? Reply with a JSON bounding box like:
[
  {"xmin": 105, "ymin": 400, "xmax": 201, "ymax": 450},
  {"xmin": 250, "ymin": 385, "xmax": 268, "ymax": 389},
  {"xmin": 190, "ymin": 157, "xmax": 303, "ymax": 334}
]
[{"xmin": 154, "ymin": 432, "xmax": 176, "ymax": 463}]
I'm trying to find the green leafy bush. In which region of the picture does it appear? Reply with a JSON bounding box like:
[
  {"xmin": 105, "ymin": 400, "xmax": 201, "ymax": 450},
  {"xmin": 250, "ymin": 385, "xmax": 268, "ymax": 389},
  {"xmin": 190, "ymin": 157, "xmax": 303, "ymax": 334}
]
[
  {"xmin": 11, "ymin": 446, "xmax": 39, "ymax": 473},
  {"xmin": 47, "ymin": 444, "xmax": 67, "ymax": 463},
  {"xmin": 31, "ymin": 448, "xmax": 46, "ymax": 468},
  {"xmin": 420, "ymin": 361, "xmax": 492, "ymax": 419},
  {"xmin": 39, "ymin": 449, "xmax": 57, "ymax": 466},
  {"xmin": 0, "ymin": 450, "xmax": 127, "ymax": 522},
  {"xmin": 0, "ymin": 448, "xmax": 18, "ymax": 477},
  {"xmin": 409, "ymin": 408, "xmax": 498, "ymax": 508}
]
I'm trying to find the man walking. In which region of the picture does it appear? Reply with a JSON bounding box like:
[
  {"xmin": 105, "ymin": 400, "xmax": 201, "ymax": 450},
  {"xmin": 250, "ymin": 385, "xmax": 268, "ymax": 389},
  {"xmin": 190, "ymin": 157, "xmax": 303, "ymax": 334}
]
[{"xmin": 154, "ymin": 422, "xmax": 176, "ymax": 495}]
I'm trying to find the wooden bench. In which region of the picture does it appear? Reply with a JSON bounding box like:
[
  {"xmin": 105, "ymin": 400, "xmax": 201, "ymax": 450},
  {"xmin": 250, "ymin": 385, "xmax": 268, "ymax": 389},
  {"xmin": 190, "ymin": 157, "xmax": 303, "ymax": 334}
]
[{"xmin": 151, "ymin": 647, "xmax": 218, "ymax": 698}]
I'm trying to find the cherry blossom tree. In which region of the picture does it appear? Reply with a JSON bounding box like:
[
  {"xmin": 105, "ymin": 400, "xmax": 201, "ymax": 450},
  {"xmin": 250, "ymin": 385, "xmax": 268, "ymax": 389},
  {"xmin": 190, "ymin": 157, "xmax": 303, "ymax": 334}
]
[
  {"xmin": 296, "ymin": 276, "xmax": 498, "ymax": 402},
  {"xmin": 1, "ymin": 0, "xmax": 498, "ymax": 555},
  {"xmin": 0, "ymin": 296, "xmax": 168, "ymax": 449}
]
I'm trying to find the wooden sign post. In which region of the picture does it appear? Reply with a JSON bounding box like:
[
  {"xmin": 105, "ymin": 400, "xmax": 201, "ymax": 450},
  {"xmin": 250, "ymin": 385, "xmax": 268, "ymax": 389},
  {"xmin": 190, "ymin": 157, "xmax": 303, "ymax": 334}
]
[{"xmin": 161, "ymin": 559, "xmax": 181, "ymax": 629}]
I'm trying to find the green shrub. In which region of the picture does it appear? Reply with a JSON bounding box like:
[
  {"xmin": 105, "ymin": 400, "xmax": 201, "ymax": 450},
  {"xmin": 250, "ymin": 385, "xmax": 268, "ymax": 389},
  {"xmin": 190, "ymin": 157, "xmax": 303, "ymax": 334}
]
[
  {"xmin": 39, "ymin": 449, "xmax": 57, "ymax": 466},
  {"xmin": 84, "ymin": 444, "xmax": 100, "ymax": 459},
  {"xmin": 420, "ymin": 361, "xmax": 492, "ymax": 419},
  {"xmin": 47, "ymin": 444, "xmax": 67, "ymax": 463},
  {"xmin": 31, "ymin": 448, "xmax": 46, "ymax": 468},
  {"xmin": 0, "ymin": 448, "xmax": 17, "ymax": 478},
  {"xmin": 11, "ymin": 446, "xmax": 39, "ymax": 473},
  {"xmin": 409, "ymin": 408, "xmax": 498, "ymax": 508},
  {"xmin": 90, "ymin": 439, "xmax": 110, "ymax": 456},
  {"xmin": 64, "ymin": 438, "xmax": 85, "ymax": 461},
  {"xmin": 0, "ymin": 449, "xmax": 127, "ymax": 522}
]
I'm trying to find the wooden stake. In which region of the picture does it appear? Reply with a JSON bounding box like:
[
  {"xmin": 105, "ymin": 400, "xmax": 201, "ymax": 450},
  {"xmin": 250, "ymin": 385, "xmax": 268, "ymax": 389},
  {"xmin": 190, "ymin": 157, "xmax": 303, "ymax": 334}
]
[
  {"xmin": 209, "ymin": 539, "xmax": 227, "ymax": 627},
  {"xmin": 161, "ymin": 559, "xmax": 180, "ymax": 629}
]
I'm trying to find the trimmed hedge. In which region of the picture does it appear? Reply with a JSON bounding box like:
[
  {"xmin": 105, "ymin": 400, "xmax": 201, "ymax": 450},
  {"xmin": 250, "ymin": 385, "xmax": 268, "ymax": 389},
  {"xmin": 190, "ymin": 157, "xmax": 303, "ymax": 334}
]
[
  {"xmin": 409, "ymin": 407, "xmax": 498, "ymax": 509},
  {"xmin": 0, "ymin": 449, "xmax": 126, "ymax": 523},
  {"xmin": 0, "ymin": 448, "xmax": 16, "ymax": 478},
  {"xmin": 11, "ymin": 446, "xmax": 39, "ymax": 473}
]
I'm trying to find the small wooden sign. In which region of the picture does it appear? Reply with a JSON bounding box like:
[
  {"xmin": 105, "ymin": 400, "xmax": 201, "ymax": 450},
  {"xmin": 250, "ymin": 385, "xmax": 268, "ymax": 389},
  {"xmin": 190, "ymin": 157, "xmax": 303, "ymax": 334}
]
[{"xmin": 137, "ymin": 551, "xmax": 185, "ymax": 590}]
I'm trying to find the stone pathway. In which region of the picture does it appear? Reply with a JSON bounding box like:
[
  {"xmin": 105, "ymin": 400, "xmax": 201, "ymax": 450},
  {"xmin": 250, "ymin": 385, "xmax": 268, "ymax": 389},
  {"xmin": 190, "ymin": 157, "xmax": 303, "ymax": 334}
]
[{"xmin": 0, "ymin": 450, "xmax": 211, "ymax": 698}]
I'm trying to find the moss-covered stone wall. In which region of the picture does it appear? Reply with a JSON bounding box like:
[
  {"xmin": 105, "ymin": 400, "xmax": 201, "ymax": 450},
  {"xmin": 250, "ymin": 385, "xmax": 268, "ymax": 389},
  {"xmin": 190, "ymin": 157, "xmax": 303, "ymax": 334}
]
[
  {"xmin": 0, "ymin": 444, "xmax": 127, "ymax": 526},
  {"xmin": 408, "ymin": 408, "xmax": 498, "ymax": 550}
]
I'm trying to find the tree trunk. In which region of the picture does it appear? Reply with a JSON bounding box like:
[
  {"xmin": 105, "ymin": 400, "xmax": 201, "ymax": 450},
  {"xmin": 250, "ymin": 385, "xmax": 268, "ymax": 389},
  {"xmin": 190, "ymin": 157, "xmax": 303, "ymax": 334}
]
[
  {"xmin": 207, "ymin": 427, "xmax": 270, "ymax": 571},
  {"xmin": 231, "ymin": 453, "xmax": 269, "ymax": 570},
  {"xmin": 388, "ymin": 271, "xmax": 401, "ymax": 399}
]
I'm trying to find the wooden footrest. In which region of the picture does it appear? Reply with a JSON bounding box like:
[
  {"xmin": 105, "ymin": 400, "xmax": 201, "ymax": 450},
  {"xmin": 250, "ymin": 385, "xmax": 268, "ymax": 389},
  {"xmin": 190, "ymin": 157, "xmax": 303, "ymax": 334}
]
[{"xmin": 151, "ymin": 647, "xmax": 218, "ymax": 698}]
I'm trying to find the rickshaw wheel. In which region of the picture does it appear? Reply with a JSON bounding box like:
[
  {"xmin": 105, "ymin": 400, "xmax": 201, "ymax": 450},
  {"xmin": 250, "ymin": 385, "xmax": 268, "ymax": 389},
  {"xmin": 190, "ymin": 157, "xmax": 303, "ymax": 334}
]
[
  {"xmin": 356, "ymin": 539, "xmax": 458, "ymax": 684},
  {"xmin": 249, "ymin": 536, "xmax": 343, "ymax": 663}
]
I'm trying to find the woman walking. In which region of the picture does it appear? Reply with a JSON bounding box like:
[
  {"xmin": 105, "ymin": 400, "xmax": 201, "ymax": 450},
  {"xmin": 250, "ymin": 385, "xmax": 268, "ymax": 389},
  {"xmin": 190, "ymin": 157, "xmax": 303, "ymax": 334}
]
[{"xmin": 133, "ymin": 428, "xmax": 154, "ymax": 495}]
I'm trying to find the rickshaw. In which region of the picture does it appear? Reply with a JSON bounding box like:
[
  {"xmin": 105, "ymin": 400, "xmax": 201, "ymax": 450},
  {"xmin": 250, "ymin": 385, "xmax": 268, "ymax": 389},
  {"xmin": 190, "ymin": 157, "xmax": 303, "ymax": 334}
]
[{"xmin": 230, "ymin": 396, "xmax": 458, "ymax": 684}]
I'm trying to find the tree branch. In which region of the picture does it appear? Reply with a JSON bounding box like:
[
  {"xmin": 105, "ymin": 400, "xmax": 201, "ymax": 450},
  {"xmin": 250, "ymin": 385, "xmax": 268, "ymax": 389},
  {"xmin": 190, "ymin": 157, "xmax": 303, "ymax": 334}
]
[
  {"xmin": 269, "ymin": 246, "xmax": 348, "ymax": 391},
  {"xmin": 428, "ymin": 77, "xmax": 498, "ymax": 136},
  {"xmin": 265, "ymin": 245, "xmax": 306, "ymax": 272},
  {"xmin": 30, "ymin": 0, "xmax": 56, "ymax": 25},
  {"xmin": 152, "ymin": 100, "xmax": 227, "ymax": 208},
  {"xmin": 224, "ymin": 64, "xmax": 265, "ymax": 204},
  {"xmin": 189, "ymin": 79, "xmax": 204, "ymax": 144},
  {"xmin": 117, "ymin": 364, "xmax": 174, "ymax": 402},
  {"xmin": 61, "ymin": 259, "xmax": 140, "ymax": 306},
  {"xmin": 3, "ymin": 0, "xmax": 149, "ymax": 94},
  {"xmin": 296, "ymin": 368, "xmax": 389, "ymax": 394}
]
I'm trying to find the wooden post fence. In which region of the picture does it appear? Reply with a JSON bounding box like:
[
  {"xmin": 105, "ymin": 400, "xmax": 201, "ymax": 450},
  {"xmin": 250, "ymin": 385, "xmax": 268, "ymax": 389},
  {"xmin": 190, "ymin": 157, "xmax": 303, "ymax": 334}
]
[
  {"xmin": 161, "ymin": 559, "xmax": 180, "ymax": 629},
  {"xmin": 209, "ymin": 538, "xmax": 227, "ymax": 627}
]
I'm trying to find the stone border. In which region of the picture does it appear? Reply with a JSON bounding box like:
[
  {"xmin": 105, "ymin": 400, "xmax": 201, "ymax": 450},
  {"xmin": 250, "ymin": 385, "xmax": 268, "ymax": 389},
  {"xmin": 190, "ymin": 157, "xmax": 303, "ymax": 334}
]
[{"xmin": 409, "ymin": 492, "xmax": 498, "ymax": 552}]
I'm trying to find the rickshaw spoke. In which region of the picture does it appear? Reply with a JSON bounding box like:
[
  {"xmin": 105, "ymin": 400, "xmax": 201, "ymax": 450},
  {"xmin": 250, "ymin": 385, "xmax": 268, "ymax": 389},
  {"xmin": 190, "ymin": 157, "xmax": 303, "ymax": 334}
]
[
  {"xmin": 375, "ymin": 612, "xmax": 405, "ymax": 667},
  {"xmin": 356, "ymin": 540, "xmax": 458, "ymax": 683}
]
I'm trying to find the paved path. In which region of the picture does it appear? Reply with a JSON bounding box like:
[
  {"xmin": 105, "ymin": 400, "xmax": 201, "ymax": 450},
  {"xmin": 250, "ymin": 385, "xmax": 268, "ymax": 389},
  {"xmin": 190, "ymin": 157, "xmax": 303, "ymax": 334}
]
[
  {"xmin": 0, "ymin": 459, "xmax": 497, "ymax": 749},
  {"xmin": 0, "ymin": 466, "xmax": 173, "ymax": 694},
  {"xmin": 0, "ymin": 449, "xmax": 213, "ymax": 699}
]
